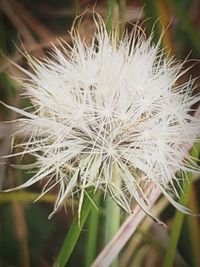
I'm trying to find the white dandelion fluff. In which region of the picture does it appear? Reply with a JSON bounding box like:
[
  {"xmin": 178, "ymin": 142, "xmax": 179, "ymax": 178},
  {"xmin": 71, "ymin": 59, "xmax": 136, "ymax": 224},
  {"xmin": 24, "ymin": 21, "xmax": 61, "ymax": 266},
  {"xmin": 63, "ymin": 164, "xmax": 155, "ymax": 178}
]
[{"xmin": 2, "ymin": 15, "xmax": 200, "ymax": 220}]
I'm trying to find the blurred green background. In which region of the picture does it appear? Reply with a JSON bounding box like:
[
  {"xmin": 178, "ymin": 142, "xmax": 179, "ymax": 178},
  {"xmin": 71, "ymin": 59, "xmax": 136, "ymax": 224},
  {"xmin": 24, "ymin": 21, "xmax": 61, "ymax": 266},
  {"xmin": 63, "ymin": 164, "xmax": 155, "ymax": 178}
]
[{"xmin": 0, "ymin": 1, "xmax": 200, "ymax": 267}]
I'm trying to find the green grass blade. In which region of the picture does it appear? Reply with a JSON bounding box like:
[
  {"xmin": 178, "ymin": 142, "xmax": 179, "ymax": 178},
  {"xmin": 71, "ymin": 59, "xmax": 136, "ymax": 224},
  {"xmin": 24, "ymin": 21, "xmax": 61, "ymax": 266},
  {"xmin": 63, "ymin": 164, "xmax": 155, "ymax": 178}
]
[
  {"xmin": 53, "ymin": 196, "xmax": 93, "ymax": 267},
  {"xmin": 187, "ymin": 185, "xmax": 200, "ymax": 267},
  {"xmin": 162, "ymin": 143, "xmax": 200, "ymax": 267}
]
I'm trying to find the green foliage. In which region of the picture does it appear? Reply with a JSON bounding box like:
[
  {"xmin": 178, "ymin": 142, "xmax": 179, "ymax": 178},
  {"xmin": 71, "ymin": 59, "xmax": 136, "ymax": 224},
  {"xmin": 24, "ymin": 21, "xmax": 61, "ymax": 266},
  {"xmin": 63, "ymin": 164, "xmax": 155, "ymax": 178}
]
[{"xmin": 0, "ymin": 1, "xmax": 200, "ymax": 267}]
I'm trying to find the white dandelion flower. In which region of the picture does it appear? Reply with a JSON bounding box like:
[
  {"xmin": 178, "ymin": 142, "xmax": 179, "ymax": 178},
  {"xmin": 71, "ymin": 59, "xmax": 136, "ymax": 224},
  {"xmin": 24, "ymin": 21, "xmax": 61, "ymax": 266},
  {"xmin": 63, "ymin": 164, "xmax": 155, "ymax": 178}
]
[{"xmin": 2, "ymin": 15, "xmax": 200, "ymax": 220}]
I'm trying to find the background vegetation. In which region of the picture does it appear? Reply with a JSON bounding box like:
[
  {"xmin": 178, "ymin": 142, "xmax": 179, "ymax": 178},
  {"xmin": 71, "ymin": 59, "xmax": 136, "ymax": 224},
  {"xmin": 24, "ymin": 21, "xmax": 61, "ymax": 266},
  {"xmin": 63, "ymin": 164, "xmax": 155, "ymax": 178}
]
[{"xmin": 0, "ymin": 1, "xmax": 200, "ymax": 267}]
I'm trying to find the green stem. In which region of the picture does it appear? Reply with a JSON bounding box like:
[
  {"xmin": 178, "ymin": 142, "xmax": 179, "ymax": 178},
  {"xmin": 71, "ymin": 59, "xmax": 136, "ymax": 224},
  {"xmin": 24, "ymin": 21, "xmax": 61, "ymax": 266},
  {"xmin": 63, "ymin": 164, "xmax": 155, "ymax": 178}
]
[
  {"xmin": 105, "ymin": 165, "xmax": 121, "ymax": 267},
  {"xmin": 0, "ymin": 191, "xmax": 77, "ymax": 205},
  {"xmin": 104, "ymin": 1, "xmax": 126, "ymax": 263},
  {"xmin": 162, "ymin": 143, "xmax": 200, "ymax": 267},
  {"xmin": 0, "ymin": 191, "xmax": 55, "ymax": 203},
  {"xmin": 118, "ymin": 0, "xmax": 126, "ymax": 36},
  {"xmin": 53, "ymin": 195, "xmax": 94, "ymax": 267},
  {"xmin": 85, "ymin": 193, "xmax": 101, "ymax": 267},
  {"xmin": 105, "ymin": 198, "xmax": 121, "ymax": 267},
  {"xmin": 106, "ymin": 0, "xmax": 116, "ymax": 33}
]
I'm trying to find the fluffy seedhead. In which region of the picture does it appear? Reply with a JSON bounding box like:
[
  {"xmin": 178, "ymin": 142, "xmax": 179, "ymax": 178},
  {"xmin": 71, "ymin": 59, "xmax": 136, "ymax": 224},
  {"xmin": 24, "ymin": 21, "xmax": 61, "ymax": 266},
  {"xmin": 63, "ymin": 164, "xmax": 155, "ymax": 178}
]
[{"xmin": 3, "ymin": 15, "xmax": 200, "ymax": 219}]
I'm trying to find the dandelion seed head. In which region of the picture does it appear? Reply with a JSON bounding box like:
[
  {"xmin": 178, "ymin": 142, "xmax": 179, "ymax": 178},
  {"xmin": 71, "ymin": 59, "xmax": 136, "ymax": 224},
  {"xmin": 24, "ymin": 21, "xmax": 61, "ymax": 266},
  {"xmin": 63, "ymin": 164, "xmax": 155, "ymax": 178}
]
[{"xmin": 4, "ymin": 15, "xmax": 200, "ymax": 218}]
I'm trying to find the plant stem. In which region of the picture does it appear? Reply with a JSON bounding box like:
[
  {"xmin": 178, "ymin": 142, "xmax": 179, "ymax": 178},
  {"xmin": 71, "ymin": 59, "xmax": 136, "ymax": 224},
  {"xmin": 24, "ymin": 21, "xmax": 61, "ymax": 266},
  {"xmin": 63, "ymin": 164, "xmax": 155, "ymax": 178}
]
[
  {"xmin": 104, "ymin": 165, "xmax": 121, "ymax": 267},
  {"xmin": 0, "ymin": 191, "xmax": 55, "ymax": 203},
  {"xmin": 106, "ymin": 0, "xmax": 116, "ymax": 33},
  {"xmin": 105, "ymin": 198, "xmax": 121, "ymax": 267},
  {"xmin": 85, "ymin": 193, "xmax": 101, "ymax": 267},
  {"xmin": 0, "ymin": 191, "xmax": 77, "ymax": 205},
  {"xmin": 92, "ymin": 187, "xmax": 161, "ymax": 267},
  {"xmin": 105, "ymin": 2, "xmax": 126, "ymax": 264},
  {"xmin": 53, "ymin": 195, "xmax": 94, "ymax": 267},
  {"xmin": 118, "ymin": 0, "xmax": 126, "ymax": 36}
]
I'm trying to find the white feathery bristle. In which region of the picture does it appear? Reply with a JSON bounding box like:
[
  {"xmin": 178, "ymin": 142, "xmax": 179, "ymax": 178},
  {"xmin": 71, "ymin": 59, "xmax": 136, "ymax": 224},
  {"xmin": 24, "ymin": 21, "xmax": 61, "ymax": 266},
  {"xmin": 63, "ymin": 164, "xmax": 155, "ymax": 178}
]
[{"xmin": 3, "ymin": 15, "xmax": 200, "ymax": 218}]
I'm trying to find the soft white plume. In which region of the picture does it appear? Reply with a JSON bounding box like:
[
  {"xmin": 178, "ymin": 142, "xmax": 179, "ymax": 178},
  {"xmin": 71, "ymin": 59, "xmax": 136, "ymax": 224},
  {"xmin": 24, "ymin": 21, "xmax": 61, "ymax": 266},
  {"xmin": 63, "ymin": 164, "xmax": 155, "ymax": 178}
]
[{"xmin": 3, "ymin": 15, "xmax": 200, "ymax": 219}]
